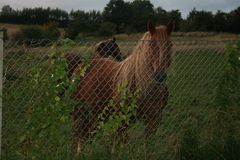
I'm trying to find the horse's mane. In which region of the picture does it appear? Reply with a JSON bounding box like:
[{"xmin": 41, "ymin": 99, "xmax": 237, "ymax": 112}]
[
  {"xmin": 114, "ymin": 26, "xmax": 170, "ymax": 92},
  {"xmin": 115, "ymin": 33, "xmax": 153, "ymax": 91}
]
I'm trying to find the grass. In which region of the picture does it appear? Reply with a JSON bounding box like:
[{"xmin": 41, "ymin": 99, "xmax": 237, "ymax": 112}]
[
  {"xmin": 79, "ymin": 48, "xmax": 232, "ymax": 160},
  {"xmin": 2, "ymin": 39, "xmax": 240, "ymax": 160},
  {"xmin": 1, "ymin": 22, "xmax": 238, "ymax": 42}
]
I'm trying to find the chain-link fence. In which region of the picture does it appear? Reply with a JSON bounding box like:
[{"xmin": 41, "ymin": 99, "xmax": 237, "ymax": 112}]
[{"xmin": 1, "ymin": 34, "xmax": 240, "ymax": 159}]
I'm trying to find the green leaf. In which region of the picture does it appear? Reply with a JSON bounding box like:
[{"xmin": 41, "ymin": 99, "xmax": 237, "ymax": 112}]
[{"xmin": 55, "ymin": 96, "xmax": 60, "ymax": 102}]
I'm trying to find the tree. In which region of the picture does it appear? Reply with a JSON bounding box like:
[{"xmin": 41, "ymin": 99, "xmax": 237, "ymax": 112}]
[
  {"xmin": 186, "ymin": 8, "xmax": 214, "ymax": 31},
  {"xmin": 1, "ymin": 4, "xmax": 240, "ymax": 34},
  {"xmin": 65, "ymin": 10, "xmax": 102, "ymax": 39},
  {"xmin": 0, "ymin": 5, "xmax": 18, "ymax": 23},
  {"xmin": 228, "ymin": 7, "xmax": 240, "ymax": 33},
  {"xmin": 1, "ymin": 5, "xmax": 14, "ymax": 15},
  {"xmin": 99, "ymin": 22, "xmax": 117, "ymax": 36},
  {"xmin": 153, "ymin": 7, "xmax": 182, "ymax": 31},
  {"xmin": 214, "ymin": 10, "xmax": 227, "ymax": 32},
  {"xmin": 153, "ymin": 7, "xmax": 168, "ymax": 25},
  {"xmin": 103, "ymin": 0, "xmax": 131, "ymax": 33},
  {"xmin": 167, "ymin": 10, "xmax": 182, "ymax": 31},
  {"xmin": 130, "ymin": 0, "xmax": 154, "ymax": 32},
  {"xmin": 66, "ymin": 10, "xmax": 88, "ymax": 39}
]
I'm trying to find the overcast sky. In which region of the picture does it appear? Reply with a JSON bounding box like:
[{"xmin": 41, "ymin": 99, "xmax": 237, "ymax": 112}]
[{"xmin": 1, "ymin": 0, "xmax": 240, "ymax": 18}]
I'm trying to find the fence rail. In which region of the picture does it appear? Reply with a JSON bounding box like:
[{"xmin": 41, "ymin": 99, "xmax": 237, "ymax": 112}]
[
  {"xmin": 0, "ymin": 29, "xmax": 4, "ymax": 157},
  {"xmin": 1, "ymin": 37, "xmax": 240, "ymax": 159}
]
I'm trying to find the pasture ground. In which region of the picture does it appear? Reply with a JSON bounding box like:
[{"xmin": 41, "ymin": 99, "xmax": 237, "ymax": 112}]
[{"xmin": 1, "ymin": 37, "xmax": 240, "ymax": 159}]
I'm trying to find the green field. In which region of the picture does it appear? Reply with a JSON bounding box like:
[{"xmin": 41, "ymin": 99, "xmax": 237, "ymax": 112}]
[{"xmin": 2, "ymin": 40, "xmax": 240, "ymax": 160}]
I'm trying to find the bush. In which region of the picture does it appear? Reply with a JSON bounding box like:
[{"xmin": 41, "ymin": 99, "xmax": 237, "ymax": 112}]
[
  {"xmin": 15, "ymin": 39, "xmax": 87, "ymax": 158},
  {"xmin": 64, "ymin": 20, "xmax": 81, "ymax": 39},
  {"xmin": 98, "ymin": 22, "xmax": 117, "ymax": 37},
  {"xmin": 19, "ymin": 26, "xmax": 46, "ymax": 39},
  {"xmin": 43, "ymin": 21, "xmax": 61, "ymax": 40},
  {"xmin": 215, "ymin": 40, "xmax": 240, "ymax": 108},
  {"xmin": 12, "ymin": 22, "xmax": 60, "ymax": 40}
]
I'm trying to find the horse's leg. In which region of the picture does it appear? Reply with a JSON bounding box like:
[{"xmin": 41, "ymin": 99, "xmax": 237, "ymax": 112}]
[
  {"xmin": 143, "ymin": 85, "xmax": 169, "ymax": 139},
  {"xmin": 71, "ymin": 105, "xmax": 89, "ymax": 154},
  {"xmin": 86, "ymin": 102, "xmax": 106, "ymax": 138},
  {"xmin": 117, "ymin": 123, "xmax": 129, "ymax": 143},
  {"xmin": 72, "ymin": 103, "xmax": 102, "ymax": 154},
  {"xmin": 88, "ymin": 108, "xmax": 100, "ymax": 137},
  {"xmin": 144, "ymin": 112, "xmax": 161, "ymax": 139}
]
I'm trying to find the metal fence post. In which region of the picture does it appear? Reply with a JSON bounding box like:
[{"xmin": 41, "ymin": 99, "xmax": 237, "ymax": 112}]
[{"xmin": 0, "ymin": 30, "xmax": 4, "ymax": 156}]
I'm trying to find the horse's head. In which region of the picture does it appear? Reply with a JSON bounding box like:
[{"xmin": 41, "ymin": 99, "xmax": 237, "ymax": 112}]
[
  {"xmin": 147, "ymin": 20, "xmax": 174, "ymax": 83},
  {"xmin": 65, "ymin": 54, "xmax": 83, "ymax": 78},
  {"xmin": 94, "ymin": 37, "xmax": 122, "ymax": 61}
]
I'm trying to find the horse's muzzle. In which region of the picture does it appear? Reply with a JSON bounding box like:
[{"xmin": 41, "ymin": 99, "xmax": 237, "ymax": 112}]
[{"xmin": 154, "ymin": 72, "xmax": 167, "ymax": 84}]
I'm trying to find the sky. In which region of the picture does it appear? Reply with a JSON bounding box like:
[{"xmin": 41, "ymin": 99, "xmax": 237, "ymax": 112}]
[{"xmin": 0, "ymin": 0, "xmax": 240, "ymax": 18}]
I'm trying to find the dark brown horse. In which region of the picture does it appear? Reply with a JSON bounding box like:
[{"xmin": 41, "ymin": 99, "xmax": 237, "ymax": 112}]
[
  {"xmin": 71, "ymin": 20, "xmax": 174, "ymax": 153},
  {"xmin": 65, "ymin": 37, "xmax": 122, "ymax": 78},
  {"xmin": 57, "ymin": 38, "xmax": 122, "ymax": 99}
]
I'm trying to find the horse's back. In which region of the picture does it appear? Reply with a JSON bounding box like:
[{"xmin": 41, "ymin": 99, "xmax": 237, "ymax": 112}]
[{"xmin": 73, "ymin": 58, "xmax": 119, "ymax": 106}]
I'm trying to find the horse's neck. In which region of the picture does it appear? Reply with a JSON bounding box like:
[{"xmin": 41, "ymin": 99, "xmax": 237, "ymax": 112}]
[{"xmin": 116, "ymin": 42, "xmax": 154, "ymax": 91}]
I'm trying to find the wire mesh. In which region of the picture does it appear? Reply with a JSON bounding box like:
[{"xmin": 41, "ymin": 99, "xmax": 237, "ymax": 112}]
[{"xmin": 1, "ymin": 37, "xmax": 233, "ymax": 159}]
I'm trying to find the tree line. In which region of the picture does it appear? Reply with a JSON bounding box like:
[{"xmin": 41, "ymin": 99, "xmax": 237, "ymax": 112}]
[{"xmin": 0, "ymin": 0, "xmax": 240, "ymax": 39}]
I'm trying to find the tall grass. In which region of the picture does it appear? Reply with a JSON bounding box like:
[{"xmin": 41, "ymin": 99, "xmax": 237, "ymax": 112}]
[{"xmin": 2, "ymin": 40, "xmax": 240, "ymax": 159}]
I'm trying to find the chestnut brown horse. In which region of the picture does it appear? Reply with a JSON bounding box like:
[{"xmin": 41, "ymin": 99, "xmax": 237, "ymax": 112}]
[
  {"xmin": 71, "ymin": 20, "xmax": 174, "ymax": 153},
  {"xmin": 65, "ymin": 37, "xmax": 122, "ymax": 78},
  {"xmin": 57, "ymin": 38, "xmax": 122, "ymax": 98}
]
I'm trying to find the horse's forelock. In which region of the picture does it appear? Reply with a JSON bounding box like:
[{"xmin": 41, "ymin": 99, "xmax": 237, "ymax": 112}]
[{"xmin": 150, "ymin": 26, "xmax": 172, "ymax": 73}]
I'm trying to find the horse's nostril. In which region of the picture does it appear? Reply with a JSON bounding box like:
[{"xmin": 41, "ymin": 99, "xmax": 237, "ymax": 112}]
[{"xmin": 154, "ymin": 72, "xmax": 167, "ymax": 83}]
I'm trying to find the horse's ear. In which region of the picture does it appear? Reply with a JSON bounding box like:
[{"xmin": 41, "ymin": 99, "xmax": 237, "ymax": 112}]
[
  {"xmin": 99, "ymin": 42, "xmax": 106, "ymax": 51},
  {"xmin": 148, "ymin": 20, "xmax": 156, "ymax": 35},
  {"xmin": 112, "ymin": 37, "xmax": 116, "ymax": 42},
  {"xmin": 167, "ymin": 20, "xmax": 175, "ymax": 35}
]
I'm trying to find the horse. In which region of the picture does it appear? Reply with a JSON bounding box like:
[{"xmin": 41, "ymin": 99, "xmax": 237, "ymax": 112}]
[
  {"xmin": 67, "ymin": 38, "xmax": 122, "ymax": 151},
  {"xmin": 65, "ymin": 37, "xmax": 122, "ymax": 78},
  {"xmin": 71, "ymin": 20, "xmax": 174, "ymax": 153},
  {"xmin": 57, "ymin": 37, "xmax": 122, "ymax": 98}
]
